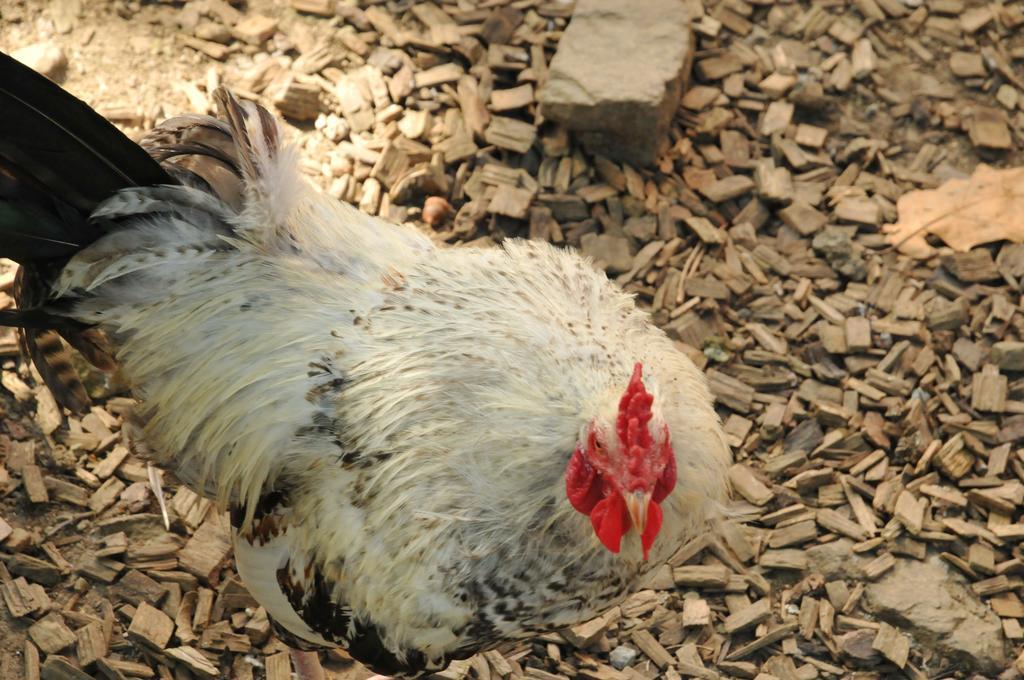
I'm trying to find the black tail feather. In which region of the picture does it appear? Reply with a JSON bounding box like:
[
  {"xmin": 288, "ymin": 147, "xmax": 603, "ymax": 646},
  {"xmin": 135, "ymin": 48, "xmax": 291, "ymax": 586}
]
[
  {"xmin": 0, "ymin": 159, "xmax": 93, "ymax": 262},
  {"xmin": 0, "ymin": 51, "xmax": 173, "ymax": 218},
  {"xmin": 0, "ymin": 51, "xmax": 176, "ymax": 413}
]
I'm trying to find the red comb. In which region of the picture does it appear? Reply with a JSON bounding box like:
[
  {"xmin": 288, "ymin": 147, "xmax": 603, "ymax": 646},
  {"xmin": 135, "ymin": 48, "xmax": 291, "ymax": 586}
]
[{"xmin": 617, "ymin": 363, "xmax": 654, "ymax": 462}]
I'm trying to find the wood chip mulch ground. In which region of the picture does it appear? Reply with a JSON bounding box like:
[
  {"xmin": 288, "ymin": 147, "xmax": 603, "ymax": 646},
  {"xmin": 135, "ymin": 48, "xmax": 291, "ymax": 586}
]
[{"xmin": 2, "ymin": 0, "xmax": 1024, "ymax": 678}]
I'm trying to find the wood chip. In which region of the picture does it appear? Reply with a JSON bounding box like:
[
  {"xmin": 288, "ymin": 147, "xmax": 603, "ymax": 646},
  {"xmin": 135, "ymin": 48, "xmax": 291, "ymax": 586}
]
[
  {"xmin": 22, "ymin": 465, "xmax": 49, "ymax": 504},
  {"xmin": 759, "ymin": 549, "xmax": 808, "ymax": 571},
  {"xmin": 415, "ymin": 63, "xmax": 464, "ymax": 89},
  {"xmin": 29, "ymin": 614, "xmax": 76, "ymax": 655},
  {"xmin": 726, "ymin": 622, "xmax": 799, "ymax": 660},
  {"xmin": 729, "ymin": 464, "xmax": 774, "ymax": 505},
  {"xmin": 265, "ymin": 651, "xmax": 291, "ymax": 680},
  {"xmin": 722, "ymin": 598, "xmax": 771, "ymax": 633},
  {"xmin": 484, "ymin": 116, "xmax": 537, "ymax": 153},
  {"xmin": 75, "ymin": 622, "xmax": 107, "ymax": 669},
  {"xmin": 127, "ymin": 602, "xmax": 175, "ymax": 651},
  {"xmin": 700, "ymin": 175, "xmax": 755, "ymax": 203},
  {"xmin": 673, "ymin": 565, "xmax": 732, "ymax": 588},
  {"xmin": 164, "ymin": 647, "xmax": 219, "ymax": 679},
  {"xmin": 177, "ymin": 514, "xmax": 231, "ymax": 585},
  {"xmin": 231, "ymin": 14, "xmax": 278, "ymax": 45},
  {"xmin": 40, "ymin": 656, "xmax": 92, "ymax": 680},
  {"xmin": 631, "ymin": 629, "xmax": 674, "ymax": 669}
]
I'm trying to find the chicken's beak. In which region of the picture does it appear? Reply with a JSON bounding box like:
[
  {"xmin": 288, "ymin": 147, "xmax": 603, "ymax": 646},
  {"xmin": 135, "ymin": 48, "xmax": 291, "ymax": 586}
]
[{"xmin": 625, "ymin": 491, "xmax": 652, "ymax": 535}]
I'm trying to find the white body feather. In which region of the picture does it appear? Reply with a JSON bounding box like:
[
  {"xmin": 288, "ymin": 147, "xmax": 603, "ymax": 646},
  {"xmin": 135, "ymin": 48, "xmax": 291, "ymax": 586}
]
[{"xmin": 53, "ymin": 106, "xmax": 731, "ymax": 671}]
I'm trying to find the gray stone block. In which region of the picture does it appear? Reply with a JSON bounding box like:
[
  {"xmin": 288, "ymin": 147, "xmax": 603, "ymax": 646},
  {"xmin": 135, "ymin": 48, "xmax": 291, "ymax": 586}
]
[{"xmin": 539, "ymin": 0, "xmax": 693, "ymax": 167}]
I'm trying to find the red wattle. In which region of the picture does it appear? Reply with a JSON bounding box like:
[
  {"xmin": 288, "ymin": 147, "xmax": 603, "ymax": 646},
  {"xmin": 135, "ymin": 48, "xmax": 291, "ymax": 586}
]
[
  {"xmin": 590, "ymin": 494, "xmax": 629, "ymax": 553},
  {"xmin": 566, "ymin": 447, "xmax": 603, "ymax": 514},
  {"xmin": 640, "ymin": 500, "xmax": 664, "ymax": 560}
]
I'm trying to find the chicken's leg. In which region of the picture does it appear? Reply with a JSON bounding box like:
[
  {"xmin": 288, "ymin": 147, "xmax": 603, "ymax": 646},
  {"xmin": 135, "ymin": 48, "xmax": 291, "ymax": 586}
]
[{"xmin": 290, "ymin": 649, "xmax": 326, "ymax": 680}]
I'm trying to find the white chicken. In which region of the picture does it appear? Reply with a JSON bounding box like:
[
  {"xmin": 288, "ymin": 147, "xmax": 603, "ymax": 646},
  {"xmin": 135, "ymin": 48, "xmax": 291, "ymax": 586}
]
[{"xmin": 0, "ymin": 52, "xmax": 731, "ymax": 680}]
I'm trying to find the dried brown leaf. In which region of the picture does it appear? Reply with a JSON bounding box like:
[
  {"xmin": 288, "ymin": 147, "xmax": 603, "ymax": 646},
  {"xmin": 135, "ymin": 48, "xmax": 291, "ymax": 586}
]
[{"xmin": 883, "ymin": 164, "xmax": 1024, "ymax": 258}]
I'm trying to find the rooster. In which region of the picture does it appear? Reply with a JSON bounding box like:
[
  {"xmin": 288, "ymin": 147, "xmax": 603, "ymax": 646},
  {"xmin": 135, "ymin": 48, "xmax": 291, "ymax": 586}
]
[{"xmin": 0, "ymin": 52, "xmax": 731, "ymax": 680}]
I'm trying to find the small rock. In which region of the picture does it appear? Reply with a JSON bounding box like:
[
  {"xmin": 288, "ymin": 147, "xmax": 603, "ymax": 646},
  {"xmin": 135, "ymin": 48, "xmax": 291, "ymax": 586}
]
[
  {"xmin": 317, "ymin": 114, "xmax": 350, "ymax": 144},
  {"xmin": 812, "ymin": 226, "xmax": 867, "ymax": 281},
  {"xmin": 539, "ymin": 0, "xmax": 693, "ymax": 166},
  {"xmin": 609, "ymin": 645, "xmax": 638, "ymax": 670},
  {"xmin": 703, "ymin": 344, "xmax": 731, "ymax": 363},
  {"xmin": 580, "ymin": 234, "xmax": 635, "ymax": 274},
  {"xmin": 12, "ymin": 42, "xmax": 68, "ymax": 83},
  {"xmin": 422, "ymin": 197, "xmax": 454, "ymax": 226}
]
